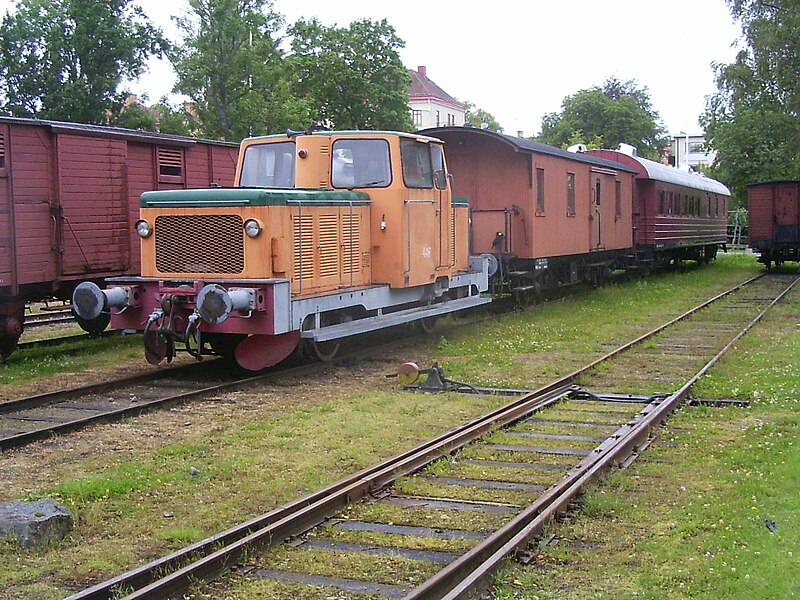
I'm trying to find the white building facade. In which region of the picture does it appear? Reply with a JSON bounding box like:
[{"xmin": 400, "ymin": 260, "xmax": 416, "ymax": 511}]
[{"xmin": 408, "ymin": 66, "xmax": 466, "ymax": 130}]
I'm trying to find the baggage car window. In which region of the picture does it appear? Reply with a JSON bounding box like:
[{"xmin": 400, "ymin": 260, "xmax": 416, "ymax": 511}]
[
  {"xmin": 240, "ymin": 141, "xmax": 296, "ymax": 188},
  {"xmin": 332, "ymin": 139, "xmax": 391, "ymax": 188},
  {"xmin": 615, "ymin": 181, "xmax": 622, "ymax": 218},
  {"xmin": 536, "ymin": 168, "xmax": 545, "ymax": 214},
  {"xmin": 566, "ymin": 173, "xmax": 576, "ymax": 217},
  {"xmin": 401, "ymin": 138, "xmax": 433, "ymax": 188}
]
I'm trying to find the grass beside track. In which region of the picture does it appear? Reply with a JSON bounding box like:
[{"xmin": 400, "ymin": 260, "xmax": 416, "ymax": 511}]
[
  {"xmin": 1, "ymin": 253, "xmax": 796, "ymax": 600},
  {"xmin": 492, "ymin": 261, "xmax": 800, "ymax": 599}
]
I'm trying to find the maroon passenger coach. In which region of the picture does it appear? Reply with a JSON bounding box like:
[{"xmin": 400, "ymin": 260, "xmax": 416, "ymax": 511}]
[
  {"xmin": 0, "ymin": 117, "xmax": 238, "ymax": 359},
  {"xmin": 587, "ymin": 148, "xmax": 729, "ymax": 266}
]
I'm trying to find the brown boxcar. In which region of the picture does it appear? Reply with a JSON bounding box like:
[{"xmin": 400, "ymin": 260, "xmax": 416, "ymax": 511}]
[
  {"xmin": 0, "ymin": 117, "xmax": 238, "ymax": 359},
  {"xmin": 422, "ymin": 127, "xmax": 637, "ymax": 303},
  {"xmin": 748, "ymin": 180, "xmax": 800, "ymax": 267},
  {"xmin": 587, "ymin": 148, "xmax": 729, "ymax": 266}
]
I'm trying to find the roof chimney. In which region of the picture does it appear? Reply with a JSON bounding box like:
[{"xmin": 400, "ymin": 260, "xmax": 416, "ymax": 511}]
[{"xmin": 418, "ymin": 66, "xmax": 427, "ymax": 78}]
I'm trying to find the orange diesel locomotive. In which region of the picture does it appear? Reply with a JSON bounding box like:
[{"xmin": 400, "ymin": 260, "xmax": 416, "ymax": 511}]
[{"xmin": 73, "ymin": 129, "xmax": 489, "ymax": 370}]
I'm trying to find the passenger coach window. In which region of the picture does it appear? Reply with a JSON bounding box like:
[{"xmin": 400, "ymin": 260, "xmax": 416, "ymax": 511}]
[
  {"xmin": 240, "ymin": 141, "xmax": 296, "ymax": 187},
  {"xmin": 401, "ymin": 138, "xmax": 434, "ymax": 188},
  {"xmin": 332, "ymin": 138, "xmax": 391, "ymax": 188},
  {"xmin": 615, "ymin": 181, "xmax": 622, "ymax": 217}
]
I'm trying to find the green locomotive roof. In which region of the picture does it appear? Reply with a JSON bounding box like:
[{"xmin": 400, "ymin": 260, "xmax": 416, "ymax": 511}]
[{"xmin": 140, "ymin": 187, "xmax": 371, "ymax": 207}]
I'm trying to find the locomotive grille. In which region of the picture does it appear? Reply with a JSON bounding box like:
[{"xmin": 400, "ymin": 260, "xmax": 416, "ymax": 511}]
[
  {"xmin": 450, "ymin": 209, "xmax": 456, "ymax": 266},
  {"xmin": 155, "ymin": 214, "xmax": 244, "ymax": 274}
]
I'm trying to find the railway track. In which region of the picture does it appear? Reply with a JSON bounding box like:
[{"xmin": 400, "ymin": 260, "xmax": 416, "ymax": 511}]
[
  {"xmin": 23, "ymin": 308, "xmax": 75, "ymax": 329},
  {"xmin": 62, "ymin": 272, "xmax": 799, "ymax": 600}
]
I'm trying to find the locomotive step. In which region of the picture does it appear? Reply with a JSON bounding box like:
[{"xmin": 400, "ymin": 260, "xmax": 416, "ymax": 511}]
[{"xmin": 301, "ymin": 295, "xmax": 491, "ymax": 342}]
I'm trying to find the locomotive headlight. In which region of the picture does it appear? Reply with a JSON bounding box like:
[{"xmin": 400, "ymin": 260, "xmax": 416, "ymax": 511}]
[
  {"xmin": 244, "ymin": 218, "xmax": 263, "ymax": 238},
  {"xmin": 136, "ymin": 219, "xmax": 153, "ymax": 238}
]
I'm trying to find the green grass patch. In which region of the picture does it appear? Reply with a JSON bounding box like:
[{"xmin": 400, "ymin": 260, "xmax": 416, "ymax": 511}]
[{"xmin": 1, "ymin": 335, "xmax": 141, "ymax": 387}]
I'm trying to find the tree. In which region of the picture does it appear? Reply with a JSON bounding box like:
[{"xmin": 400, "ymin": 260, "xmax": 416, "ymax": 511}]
[
  {"xmin": 538, "ymin": 78, "xmax": 668, "ymax": 160},
  {"xmin": 172, "ymin": 0, "xmax": 310, "ymax": 141},
  {"xmin": 701, "ymin": 0, "xmax": 800, "ymax": 207},
  {"xmin": 289, "ymin": 18, "xmax": 412, "ymax": 131},
  {"xmin": 0, "ymin": 0, "xmax": 165, "ymax": 123},
  {"xmin": 462, "ymin": 101, "xmax": 502, "ymax": 132}
]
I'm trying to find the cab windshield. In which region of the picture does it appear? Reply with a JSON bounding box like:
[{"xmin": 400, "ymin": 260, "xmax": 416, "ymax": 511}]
[{"xmin": 240, "ymin": 141, "xmax": 296, "ymax": 187}]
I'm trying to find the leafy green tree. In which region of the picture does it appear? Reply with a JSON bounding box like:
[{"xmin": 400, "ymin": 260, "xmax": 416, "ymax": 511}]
[
  {"xmin": 289, "ymin": 18, "xmax": 412, "ymax": 131},
  {"xmin": 172, "ymin": 0, "xmax": 310, "ymax": 141},
  {"xmin": 462, "ymin": 101, "xmax": 502, "ymax": 132},
  {"xmin": 539, "ymin": 78, "xmax": 668, "ymax": 160},
  {"xmin": 701, "ymin": 0, "xmax": 800, "ymax": 207},
  {"xmin": 115, "ymin": 99, "xmax": 159, "ymax": 131},
  {"xmin": 0, "ymin": 0, "xmax": 165, "ymax": 123}
]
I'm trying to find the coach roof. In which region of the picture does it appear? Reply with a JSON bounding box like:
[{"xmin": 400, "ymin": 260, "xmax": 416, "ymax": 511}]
[{"xmin": 420, "ymin": 126, "xmax": 639, "ymax": 174}]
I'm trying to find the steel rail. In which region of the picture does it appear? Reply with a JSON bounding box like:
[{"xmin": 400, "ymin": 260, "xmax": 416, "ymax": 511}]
[
  {"xmin": 406, "ymin": 274, "xmax": 800, "ymax": 600},
  {"xmin": 66, "ymin": 383, "xmax": 577, "ymax": 600},
  {"xmin": 65, "ymin": 272, "xmax": 769, "ymax": 600}
]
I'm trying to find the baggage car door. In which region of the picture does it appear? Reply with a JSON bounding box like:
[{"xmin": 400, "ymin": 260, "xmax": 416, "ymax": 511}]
[{"xmin": 590, "ymin": 176, "xmax": 602, "ymax": 249}]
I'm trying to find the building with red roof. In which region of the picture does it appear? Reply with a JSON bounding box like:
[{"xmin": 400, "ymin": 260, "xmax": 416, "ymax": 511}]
[{"xmin": 408, "ymin": 66, "xmax": 466, "ymax": 130}]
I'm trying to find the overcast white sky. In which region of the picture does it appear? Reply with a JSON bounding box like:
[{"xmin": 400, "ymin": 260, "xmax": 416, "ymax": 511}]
[{"xmin": 0, "ymin": 0, "xmax": 744, "ymax": 138}]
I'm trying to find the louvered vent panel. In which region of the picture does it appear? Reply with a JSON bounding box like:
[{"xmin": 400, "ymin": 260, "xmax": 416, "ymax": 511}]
[
  {"xmin": 155, "ymin": 215, "xmax": 243, "ymax": 274},
  {"xmin": 0, "ymin": 131, "xmax": 5, "ymax": 168},
  {"xmin": 158, "ymin": 147, "xmax": 183, "ymax": 176},
  {"xmin": 450, "ymin": 209, "xmax": 456, "ymax": 265},
  {"xmin": 341, "ymin": 213, "xmax": 360, "ymax": 275},
  {"xmin": 293, "ymin": 215, "xmax": 314, "ymax": 280},
  {"xmin": 318, "ymin": 215, "xmax": 339, "ymax": 278}
]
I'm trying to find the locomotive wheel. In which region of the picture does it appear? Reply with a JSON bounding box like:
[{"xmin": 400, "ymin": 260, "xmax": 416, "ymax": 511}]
[
  {"xmin": 414, "ymin": 316, "xmax": 438, "ymax": 334},
  {"xmin": 302, "ymin": 338, "xmax": 340, "ymax": 362}
]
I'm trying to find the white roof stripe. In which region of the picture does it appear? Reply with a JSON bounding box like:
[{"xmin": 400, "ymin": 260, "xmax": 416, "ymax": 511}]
[{"xmin": 633, "ymin": 155, "xmax": 730, "ymax": 195}]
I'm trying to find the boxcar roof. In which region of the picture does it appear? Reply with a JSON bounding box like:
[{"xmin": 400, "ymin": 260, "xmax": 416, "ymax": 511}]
[
  {"xmin": 0, "ymin": 115, "xmax": 238, "ymax": 147},
  {"xmin": 747, "ymin": 180, "xmax": 800, "ymax": 188},
  {"xmin": 420, "ymin": 126, "xmax": 639, "ymax": 174}
]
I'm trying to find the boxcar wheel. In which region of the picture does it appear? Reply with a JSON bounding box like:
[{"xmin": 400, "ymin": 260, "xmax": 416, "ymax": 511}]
[
  {"xmin": 0, "ymin": 336, "xmax": 18, "ymax": 361},
  {"xmin": 74, "ymin": 311, "xmax": 111, "ymax": 335}
]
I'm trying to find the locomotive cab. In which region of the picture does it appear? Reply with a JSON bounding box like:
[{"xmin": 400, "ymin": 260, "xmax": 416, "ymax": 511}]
[{"xmin": 74, "ymin": 130, "xmax": 489, "ymax": 370}]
